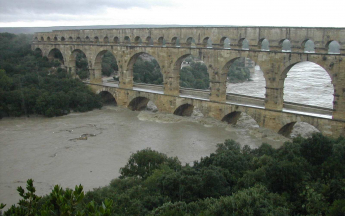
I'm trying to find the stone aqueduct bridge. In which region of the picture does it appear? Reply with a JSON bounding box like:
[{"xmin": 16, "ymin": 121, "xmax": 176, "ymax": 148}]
[{"xmin": 32, "ymin": 27, "xmax": 345, "ymax": 137}]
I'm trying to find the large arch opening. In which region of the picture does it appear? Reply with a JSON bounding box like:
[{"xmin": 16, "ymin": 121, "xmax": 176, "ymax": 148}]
[
  {"xmin": 99, "ymin": 91, "xmax": 117, "ymax": 106},
  {"xmin": 69, "ymin": 50, "xmax": 89, "ymax": 79},
  {"xmin": 94, "ymin": 50, "xmax": 118, "ymax": 82},
  {"xmin": 130, "ymin": 53, "xmax": 163, "ymax": 85},
  {"xmin": 278, "ymin": 122, "xmax": 320, "ymax": 138},
  {"xmin": 283, "ymin": 61, "xmax": 334, "ymax": 108},
  {"xmin": 177, "ymin": 55, "xmax": 209, "ymax": 91},
  {"xmin": 225, "ymin": 57, "xmax": 266, "ymax": 100},
  {"xmin": 48, "ymin": 48, "xmax": 64, "ymax": 65},
  {"xmin": 174, "ymin": 104, "xmax": 194, "ymax": 116},
  {"xmin": 34, "ymin": 48, "xmax": 43, "ymax": 57}
]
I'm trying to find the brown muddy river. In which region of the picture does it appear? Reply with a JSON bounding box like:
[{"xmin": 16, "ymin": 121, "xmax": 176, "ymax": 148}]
[{"xmin": 0, "ymin": 106, "xmax": 289, "ymax": 209}]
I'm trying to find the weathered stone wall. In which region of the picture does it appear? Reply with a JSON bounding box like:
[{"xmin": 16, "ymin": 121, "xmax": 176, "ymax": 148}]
[
  {"xmin": 90, "ymin": 84, "xmax": 345, "ymax": 138},
  {"xmin": 31, "ymin": 26, "xmax": 345, "ymax": 123}
]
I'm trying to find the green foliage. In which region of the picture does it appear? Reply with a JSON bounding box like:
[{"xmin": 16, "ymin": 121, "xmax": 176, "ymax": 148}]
[
  {"xmin": 3, "ymin": 134, "xmax": 345, "ymax": 215},
  {"xmin": 227, "ymin": 58, "xmax": 251, "ymax": 83},
  {"xmin": 120, "ymin": 148, "xmax": 181, "ymax": 179},
  {"xmin": 0, "ymin": 33, "xmax": 102, "ymax": 118},
  {"xmin": 180, "ymin": 60, "xmax": 209, "ymax": 90},
  {"xmin": 3, "ymin": 179, "xmax": 112, "ymax": 216},
  {"xmin": 101, "ymin": 51, "xmax": 118, "ymax": 77},
  {"xmin": 75, "ymin": 53, "xmax": 89, "ymax": 79},
  {"xmin": 133, "ymin": 58, "xmax": 163, "ymax": 85}
]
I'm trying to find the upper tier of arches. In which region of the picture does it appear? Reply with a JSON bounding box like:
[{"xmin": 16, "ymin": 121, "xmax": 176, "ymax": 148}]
[{"xmin": 33, "ymin": 27, "xmax": 344, "ymax": 54}]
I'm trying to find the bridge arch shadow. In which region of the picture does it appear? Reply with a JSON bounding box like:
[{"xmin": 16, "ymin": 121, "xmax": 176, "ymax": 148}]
[
  {"xmin": 278, "ymin": 121, "xmax": 320, "ymax": 138},
  {"xmin": 221, "ymin": 111, "xmax": 260, "ymax": 127},
  {"xmin": 48, "ymin": 48, "xmax": 64, "ymax": 64},
  {"xmin": 128, "ymin": 96, "xmax": 158, "ymax": 111},
  {"xmin": 174, "ymin": 103, "xmax": 194, "ymax": 116},
  {"xmin": 99, "ymin": 91, "xmax": 117, "ymax": 106}
]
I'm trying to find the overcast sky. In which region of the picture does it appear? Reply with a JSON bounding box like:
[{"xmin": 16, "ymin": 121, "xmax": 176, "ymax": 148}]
[{"xmin": 0, "ymin": 0, "xmax": 344, "ymax": 27}]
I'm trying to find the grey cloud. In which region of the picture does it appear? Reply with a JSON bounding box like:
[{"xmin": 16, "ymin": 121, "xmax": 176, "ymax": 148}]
[{"xmin": 0, "ymin": 0, "xmax": 174, "ymax": 22}]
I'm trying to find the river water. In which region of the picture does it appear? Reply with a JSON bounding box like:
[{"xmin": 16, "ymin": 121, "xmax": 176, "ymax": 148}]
[
  {"xmin": 227, "ymin": 61, "xmax": 333, "ymax": 109},
  {"xmin": 0, "ymin": 61, "xmax": 331, "ymax": 209},
  {"xmin": 0, "ymin": 106, "xmax": 289, "ymax": 209}
]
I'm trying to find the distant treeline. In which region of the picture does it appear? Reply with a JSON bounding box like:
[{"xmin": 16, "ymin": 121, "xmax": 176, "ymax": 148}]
[
  {"xmin": 0, "ymin": 33, "xmax": 102, "ymax": 118},
  {"xmin": 2, "ymin": 134, "xmax": 345, "ymax": 215}
]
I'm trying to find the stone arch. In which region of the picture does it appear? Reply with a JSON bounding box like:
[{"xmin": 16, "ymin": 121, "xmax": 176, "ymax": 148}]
[
  {"xmin": 104, "ymin": 36, "xmax": 109, "ymax": 43},
  {"xmin": 61, "ymin": 37, "xmax": 65, "ymax": 41},
  {"xmin": 94, "ymin": 36, "xmax": 99, "ymax": 43},
  {"xmin": 186, "ymin": 37, "xmax": 196, "ymax": 47},
  {"xmin": 85, "ymin": 36, "xmax": 90, "ymax": 42},
  {"xmin": 239, "ymin": 38, "xmax": 249, "ymax": 50},
  {"xmin": 174, "ymin": 53, "xmax": 209, "ymax": 90},
  {"xmin": 134, "ymin": 36, "xmax": 142, "ymax": 45},
  {"xmin": 99, "ymin": 91, "xmax": 117, "ymax": 106},
  {"xmin": 203, "ymin": 37, "xmax": 213, "ymax": 48},
  {"xmin": 221, "ymin": 111, "xmax": 241, "ymax": 124},
  {"xmin": 280, "ymin": 39, "xmax": 291, "ymax": 52},
  {"xmin": 223, "ymin": 56, "xmax": 265, "ymax": 98},
  {"xmin": 278, "ymin": 121, "xmax": 321, "ymax": 138},
  {"xmin": 281, "ymin": 61, "xmax": 334, "ymax": 109},
  {"xmin": 114, "ymin": 36, "xmax": 120, "ymax": 44},
  {"xmin": 171, "ymin": 37, "xmax": 180, "ymax": 47},
  {"xmin": 34, "ymin": 37, "xmax": 39, "ymax": 42},
  {"xmin": 127, "ymin": 52, "xmax": 163, "ymax": 85},
  {"xmin": 54, "ymin": 36, "xmax": 58, "ymax": 41},
  {"xmin": 174, "ymin": 103, "xmax": 194, "ymax": 116},
  {"xmin": 124, "ymin": 36, "xmax": 131, "ymax": 45},
  {"xmin": 158, "ymin": 37, "xmax": 166, "ymax": 47},
  {"xmin": 94, "ymin": 49, "xmax": 118, "ymax": 82},
  {"xmin": 68, "ymin": 49, "xmax": 88, "ymax": 78},
  {"xmin": 40, "ymin": 36, "xmax": 44, "ymax": 41},
  {"xmin": 302, "ymin": 39, "xmax": 315, "ymax": 53},
  {"xmin": 221, "ymin": 110, "xmax": 260, "ymax": 126},
  {"xmin": 47, "ymin": 36, "xmax": 51, "ymax": 41},
  {"xmin": 326, "ymin": 40, "xmax": 340, "ymax": 54},
  {"xmin": 128, "ymin": 96, "xmax": 152, "ymax": 111},
  {"xmin": 220, "ymin": 37, "xmax": 231, "ymax": 49},
  {"xmin": 48, "ymin": 48, "xmax": 64, "ymax": 64},
  {"xmin": 259, "ymin": 38, "xmax": 269, "ymax": 51},
  {"xmin": 34, "ymin": 48, "xmax": 43, "ymax": 57},
  {"xmin": 76, "ymin": 37, "xmax": 81, "ymax": 42},
  {"xmin": 68, "ymin": 36, "xmax": 73, "ymax": 42},
  {"xmin": 146, "ymin": 36, "xmax": 153, "ymax": 46}
]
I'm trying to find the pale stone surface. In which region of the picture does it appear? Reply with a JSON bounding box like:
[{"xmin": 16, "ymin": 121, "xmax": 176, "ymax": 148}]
[{"xmin": 32, "ymin": 27, "xmax": 345, "ymax": 137}]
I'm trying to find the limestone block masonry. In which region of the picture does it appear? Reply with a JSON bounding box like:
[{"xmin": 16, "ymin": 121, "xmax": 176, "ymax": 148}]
[{"xmin": 32, "ymin": 26, "xmax": 345, "ymax": 137}]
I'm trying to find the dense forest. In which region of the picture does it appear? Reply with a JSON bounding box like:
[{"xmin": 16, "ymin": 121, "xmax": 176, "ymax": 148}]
[
  {"xmin": 180, "ymin": 57, "xmax": 210, "ymax": 90},
  {"xmin": 227, "ymin": 58, "xmax": 252, "ymax": 83},
  {"xmin": 1, "ymin": 134, "xmax": 345, "ymax": 215},
  {"xmin": 0, "ymin": 33, "xmax": 102, "ymax": 118}
]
